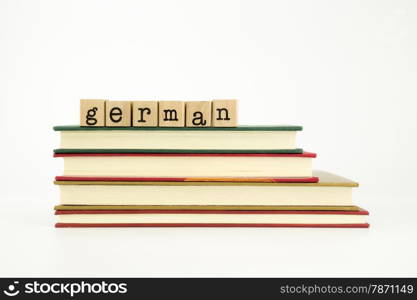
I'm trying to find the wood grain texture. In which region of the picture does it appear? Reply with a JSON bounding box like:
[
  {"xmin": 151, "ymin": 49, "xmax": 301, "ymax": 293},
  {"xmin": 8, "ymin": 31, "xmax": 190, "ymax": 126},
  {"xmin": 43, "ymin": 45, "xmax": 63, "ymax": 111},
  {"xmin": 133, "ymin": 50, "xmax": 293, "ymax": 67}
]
[
  {"xmin": 212, "ymin": 99, "xmax": 238, "ymax": 127},
  {"xmin": 158, "ymin": 101, "xmax": 185, "ymax": 127},
  {"xmin": 132, "ymin": 101, "xmax": 158, "ymax": 127},
  {"xmin": 79, "ymin": 99, "xmax": 106, "ymax": 127},
  {"xmin": 105, "ymin": 101, "xmax": 132, "ymax": 127},
  {"xmin": 185, "ymin": 101, "xmax": 211, "ymax": 127}
]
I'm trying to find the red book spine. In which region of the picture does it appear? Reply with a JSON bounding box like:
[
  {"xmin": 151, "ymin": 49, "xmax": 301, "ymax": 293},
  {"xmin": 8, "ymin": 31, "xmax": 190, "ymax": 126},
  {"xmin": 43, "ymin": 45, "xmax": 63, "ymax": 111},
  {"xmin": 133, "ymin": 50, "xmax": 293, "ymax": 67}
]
[
  {"xmin": 55, "ymin": 209, "xmax": 369, "ymax": 215},
  {"xmin": 56, "ymin": 223, "xmax": 370, "ymax": 228}
]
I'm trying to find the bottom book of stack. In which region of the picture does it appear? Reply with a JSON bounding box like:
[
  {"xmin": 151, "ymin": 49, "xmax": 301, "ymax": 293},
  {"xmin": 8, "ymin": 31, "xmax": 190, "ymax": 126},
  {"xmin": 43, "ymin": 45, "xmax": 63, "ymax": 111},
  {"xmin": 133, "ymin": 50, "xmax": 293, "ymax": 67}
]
[{"xmin": 54, "ymin": 171, "xmax": 369, "ymax": 228}]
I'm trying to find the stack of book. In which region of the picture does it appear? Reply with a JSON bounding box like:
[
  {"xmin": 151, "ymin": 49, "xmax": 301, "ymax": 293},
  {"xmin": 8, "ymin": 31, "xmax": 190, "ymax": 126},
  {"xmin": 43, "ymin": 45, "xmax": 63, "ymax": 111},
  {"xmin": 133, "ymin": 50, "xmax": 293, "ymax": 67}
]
[{"xmin": 53, "ymin": 125, "xmax": 369, "ymax": 228}]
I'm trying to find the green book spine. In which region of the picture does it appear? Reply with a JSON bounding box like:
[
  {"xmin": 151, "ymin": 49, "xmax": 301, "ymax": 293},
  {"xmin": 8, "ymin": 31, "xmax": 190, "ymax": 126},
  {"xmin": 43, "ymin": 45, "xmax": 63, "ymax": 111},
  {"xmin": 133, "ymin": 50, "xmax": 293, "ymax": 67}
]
[
  {"xmin": 53, "ymin": 125, "xmax": 303, "ymax": 131},
  {"xmin": 54, "ymin": 148, "xmax": 304, "ymax": 154}
]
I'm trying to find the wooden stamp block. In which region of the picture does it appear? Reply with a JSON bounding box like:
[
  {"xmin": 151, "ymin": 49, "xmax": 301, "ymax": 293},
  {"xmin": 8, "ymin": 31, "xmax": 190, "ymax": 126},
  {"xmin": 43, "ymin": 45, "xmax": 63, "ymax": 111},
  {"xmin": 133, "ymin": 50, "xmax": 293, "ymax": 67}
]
[
  {"xmin": 185, "ymin": 101, "xmax": 211, "ymax": 127},
  {"xmin": 132, "ymin": 101, "xmax": 158, "ymax": 127},
  {"xmin": 158, "ymin": 101, "xmax": 185, "ymax": 127},
  {"xmin": 211, "ymin": 99, "xmax": 238, "ymax": 127},
  {"xmin": 105, "ymin": 101, "xmax": 132, "ymax": 127},
  {"xmin": 80, "ymin": 99, "xmax": 106, "ymax": 127}
]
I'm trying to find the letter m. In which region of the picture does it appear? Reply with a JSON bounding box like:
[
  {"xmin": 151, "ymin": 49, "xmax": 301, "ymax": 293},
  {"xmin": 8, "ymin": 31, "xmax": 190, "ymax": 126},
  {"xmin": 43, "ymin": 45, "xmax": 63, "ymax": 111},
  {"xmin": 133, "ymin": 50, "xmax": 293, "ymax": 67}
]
[{"xmin": 163, "ymin": 109, "xmax": 178, "ymax": 121}]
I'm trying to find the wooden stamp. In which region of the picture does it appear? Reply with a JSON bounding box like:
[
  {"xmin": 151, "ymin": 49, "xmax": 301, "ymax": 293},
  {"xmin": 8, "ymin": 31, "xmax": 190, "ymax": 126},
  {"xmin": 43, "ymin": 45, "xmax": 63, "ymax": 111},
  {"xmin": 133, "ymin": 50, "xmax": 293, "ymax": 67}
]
[
  {"xmin": 105, "ymin": 101, "xmax": 132, "ymax": 127},
  {"xmin": 80, "ymin": 99, "xmax": 106, "ymax": 127},
  {"xmin": 185, "ymin": 101, "xmax": 211, "ymax": 127},
  {"xmin": 80, "ymin": 99, "xmax": 238, "ymax": 127},
  {"xmin": 158, "ymin": 101, "xmax": 185, "ymax": 127},
  {"xmin": 211, "ymin": 99, "xmax": 238, "ymax": 127},
  {"xmin": 132, "ymin": 101, "xmax": 158, "ymax": 127}
]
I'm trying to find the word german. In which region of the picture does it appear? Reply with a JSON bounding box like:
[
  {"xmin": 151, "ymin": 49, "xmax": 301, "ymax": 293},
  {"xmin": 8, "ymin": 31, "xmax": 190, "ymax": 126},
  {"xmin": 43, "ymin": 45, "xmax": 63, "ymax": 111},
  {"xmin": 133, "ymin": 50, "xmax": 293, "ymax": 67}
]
[{"xmin": 80, "ymin": 99, "xmax": 238, "ymax": 127}]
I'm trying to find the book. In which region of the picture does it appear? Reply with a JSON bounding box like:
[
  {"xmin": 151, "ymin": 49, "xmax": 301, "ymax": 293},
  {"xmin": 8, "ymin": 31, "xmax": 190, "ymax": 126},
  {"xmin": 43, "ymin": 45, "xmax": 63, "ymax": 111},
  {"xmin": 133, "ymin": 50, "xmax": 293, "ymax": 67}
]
[
  {"xmin": 53, "ymin": 125, "xmax": 302, "ymax": 151},
  {"xmin": 54, "ymin": 152, "xmax": 316, "ymax": 178},
  {"xmin": 54, "ymin": 171, "xmax": 356, "ymax": 206},
  {"xmin": 54, "ymin": 208, "xmax": 369, "ymax": 228}
]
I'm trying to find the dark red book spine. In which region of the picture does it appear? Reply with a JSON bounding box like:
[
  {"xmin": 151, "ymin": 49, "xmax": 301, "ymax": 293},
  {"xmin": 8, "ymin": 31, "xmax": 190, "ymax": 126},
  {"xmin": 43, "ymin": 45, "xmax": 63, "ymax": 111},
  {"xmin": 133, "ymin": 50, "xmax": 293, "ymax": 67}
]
[{"xmin": 56, "ymin": 223, "xmax": 370, "ymax": 228}]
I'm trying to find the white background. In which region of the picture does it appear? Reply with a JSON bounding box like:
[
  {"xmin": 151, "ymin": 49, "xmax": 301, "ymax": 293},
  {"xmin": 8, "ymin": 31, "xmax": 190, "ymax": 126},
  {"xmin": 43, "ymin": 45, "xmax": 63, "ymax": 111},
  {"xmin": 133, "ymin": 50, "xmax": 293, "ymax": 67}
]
[{"xmin": 0, "ymin": 0, "xmax": 416, "ymax": 276}]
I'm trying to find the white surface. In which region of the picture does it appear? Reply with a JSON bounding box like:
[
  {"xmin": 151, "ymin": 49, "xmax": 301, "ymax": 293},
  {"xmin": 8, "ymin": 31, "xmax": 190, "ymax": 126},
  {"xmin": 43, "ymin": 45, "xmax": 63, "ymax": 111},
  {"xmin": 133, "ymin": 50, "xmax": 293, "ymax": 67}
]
[
  {"xmin": 1, "ymin": 196, "xmax": 416, "ymax": 277},
  {"xmin": 1, "ymin": 0, "xmax": 416, "ymax": 276}
]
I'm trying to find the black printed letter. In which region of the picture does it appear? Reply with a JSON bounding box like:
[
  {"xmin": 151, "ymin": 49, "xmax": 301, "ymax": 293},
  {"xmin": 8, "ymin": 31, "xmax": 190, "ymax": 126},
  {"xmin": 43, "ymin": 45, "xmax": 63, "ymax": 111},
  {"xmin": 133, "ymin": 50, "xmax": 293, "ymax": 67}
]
[
  {"xmin": 192, "ymin": 111, "xmax": 207, "ymax": 126},
  {"xmin": 216, "ymin": 108, "xmax": 230, "ymax": 120},
  {"xmin": 110, "ymin": 107, "xmax": 122, "ymax": 123},
  {"xmin": 163, "ymin": 109, "xmax": 178, "ymax": 121},
  {"xmin": 137, "ymin": 107, "xmax": 151, "ymax": 123},
  {"xmin": 86, "ymin": 107, "xmax": 98, "ymax": 125}
]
